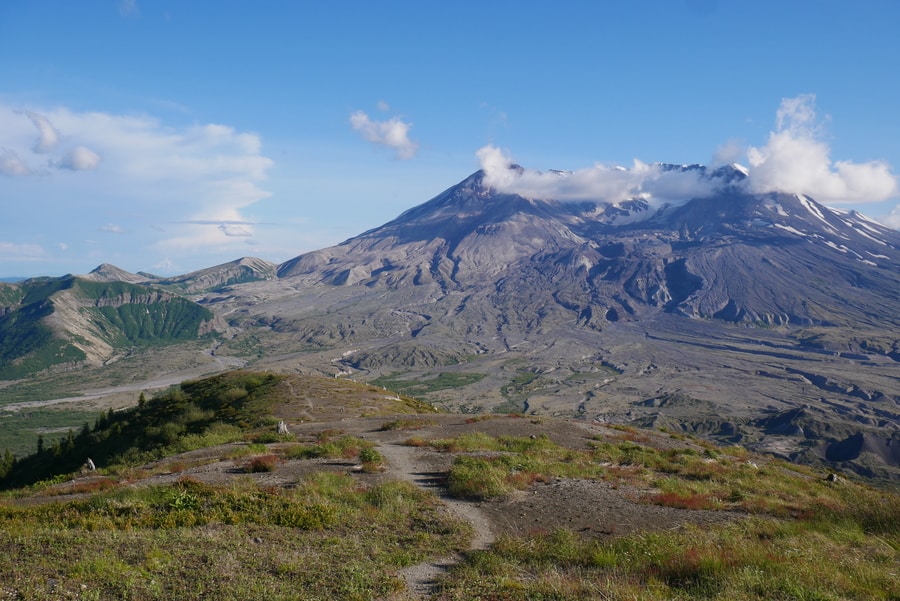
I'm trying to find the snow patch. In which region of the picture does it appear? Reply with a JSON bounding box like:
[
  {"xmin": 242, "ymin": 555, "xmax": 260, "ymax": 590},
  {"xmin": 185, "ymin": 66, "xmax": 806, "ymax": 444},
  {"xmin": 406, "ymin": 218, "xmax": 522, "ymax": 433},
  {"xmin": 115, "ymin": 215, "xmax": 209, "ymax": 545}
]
[
  {"xmin": 731, "ymin": 162, "xmax": 749, "ymax": 176},
  {"xmin": 853, "ymin": 227, "xmax": 888, "ymax": 246},
  {"xmin": 773, "ymin": 223, "xmax": 806, "ymax": 237},
  {"xmin": 796, "ymin": 194, "xmax": 828, "ymax": 223}
]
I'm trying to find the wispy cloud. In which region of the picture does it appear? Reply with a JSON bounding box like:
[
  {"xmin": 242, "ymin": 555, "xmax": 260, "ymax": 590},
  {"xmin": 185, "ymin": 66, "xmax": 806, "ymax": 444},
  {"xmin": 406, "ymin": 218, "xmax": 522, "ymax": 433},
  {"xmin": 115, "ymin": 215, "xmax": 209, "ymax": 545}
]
[
  {"xmin": 0, "ymin": 241, "xmax": 47, "ymax": 261},
  {"xmin": 883, "ymin": 205, "xmax": 900, "ymax": 229},
  {"xmin": 0, "ymin": 149, "xmax": 29, "ymax": 175},
  {"xmin": 59, "ymin": 146, "xmax": 101, "ymax": 171},
  {"xmin": 350, "ymin": 110, "xmax": 418, "ymax": 160},
  {"xmin": 746, "ymin": 94, "xmax": 897, "ymax": 203},
  {"xmin": 219, "ymin": 223, "xmax": 253, "ymax": 237},
  {"xmin": 99, "ymin": 224, "xmax": 124, "ymax": 234},
  {"xmin": 19, "ymin": 110, "xmax": 60, "ymax": 153},
  {"xmin": 118, "ymin": 0, "xmax": 140, "ymax": 18}
]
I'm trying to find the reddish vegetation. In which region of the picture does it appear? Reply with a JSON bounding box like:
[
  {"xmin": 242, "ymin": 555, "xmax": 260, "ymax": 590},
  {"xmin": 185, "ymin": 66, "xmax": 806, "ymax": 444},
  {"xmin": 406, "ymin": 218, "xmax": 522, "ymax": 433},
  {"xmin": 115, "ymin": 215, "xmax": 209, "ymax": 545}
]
[
  {"xmin": 244, "ymin": 454, "xmax": 280, "ymax": 473},
  {"xmin": 47, "ymin": 477, "xmax": 118, "ymax": 496},
  {"xmin": 650, "ymin": 492, "xmax": 718, "ymax": 511}
]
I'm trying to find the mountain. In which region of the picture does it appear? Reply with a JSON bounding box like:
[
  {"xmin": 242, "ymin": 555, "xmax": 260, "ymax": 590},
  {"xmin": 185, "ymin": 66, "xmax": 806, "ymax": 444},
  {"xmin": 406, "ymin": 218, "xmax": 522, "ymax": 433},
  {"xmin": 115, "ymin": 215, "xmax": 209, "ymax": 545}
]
[
  {"xmin": 4, "ymin": 167, "xmax": 900, "ymax": 481},
  {"xmin": 216, "ymin": 166, "xmax": 900, "ymax": 480},
  {"xmin": 277, "ymin": 167, "xmax": 900, "ymax": 328},
  {"xmin": 155, "ymin": 256, "xmax": 278, "ymax": 294},
  {"xmin": 0, "ymin": 256, "xmax": 277, "ymax": 380},
  {"xmin": 86, "ymin": 257, "xmax": 278, "ymax": 294},
  {"xmin": 0, "ymin": 276, "xmax": 221, "ymax": 379}
]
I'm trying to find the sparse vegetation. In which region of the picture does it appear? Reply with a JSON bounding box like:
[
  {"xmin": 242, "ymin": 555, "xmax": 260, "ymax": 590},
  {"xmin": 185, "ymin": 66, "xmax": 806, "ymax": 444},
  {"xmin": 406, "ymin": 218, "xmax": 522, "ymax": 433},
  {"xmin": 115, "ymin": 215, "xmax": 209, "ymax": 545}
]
[
  {"xmin": 282, "ymin": 431, "xmax": 374, "ymax": 461},
  {"xmin": 438, "ymin": 510, "xmax": 899, "ymax": 600},
  {"xmin": 408, "ymin": 429, "xmax": 900, "ymax": 599},
  {"xmin": 370, "ymin": 371, "xmax": 486, "ymax": 395},
  {"xmin": 379, "ymin": 417, "xmax": 434, "ymax": 431},
  {"xmin": 0, "ymin": 475, "xmax": 471, "ymax": 600},
  {"xmin": 0, "ymin": 371, "xmax": 896, "ymax": 599}
]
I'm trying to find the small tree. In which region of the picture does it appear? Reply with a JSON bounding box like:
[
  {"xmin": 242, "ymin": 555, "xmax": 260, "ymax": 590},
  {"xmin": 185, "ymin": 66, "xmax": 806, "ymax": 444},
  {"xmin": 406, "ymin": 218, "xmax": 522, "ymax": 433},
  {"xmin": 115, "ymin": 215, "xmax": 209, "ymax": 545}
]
[{"xmin": 0, "ymin": 449, "xmax": 14, "ymax": 479}]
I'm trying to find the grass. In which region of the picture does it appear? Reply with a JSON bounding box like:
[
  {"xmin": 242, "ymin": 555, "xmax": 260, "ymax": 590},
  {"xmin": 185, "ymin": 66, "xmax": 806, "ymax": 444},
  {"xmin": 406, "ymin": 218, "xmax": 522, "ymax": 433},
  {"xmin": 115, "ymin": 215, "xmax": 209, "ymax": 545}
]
[
  {"xmin": 282, "ymin": 431, "xmax": 374, "ymax": 461},
  {"xmin": 415, "ymin": 430, "xmax": 900, "ymax": 523},
  {"xmin": 400, "ymin": 427, "xmax": 899, "ymax": 599},
  {"xmin": 0, "ymin": 474, "xmax": 472, "ymax": 600},
  {"xmin": 379, "ymin": 418, "xmax": 435, "ymax": 431},
  {"xmin": 421, "ymin": 432, "xmax": 602, "ymax": 500},
  {"xmin": 2, "ymin": 369, "xmax": 897, "ymax": 599},
  {"xmin": 0, "ymin": 407, "xmax": 101, "ymax": 458},
  {"xmin": 370, "ymin": 371, "xmax": 486, "ymax": 395},
  {"xmin": 437, "ymin": 510, "xmax": 900, "ymax": 600}
]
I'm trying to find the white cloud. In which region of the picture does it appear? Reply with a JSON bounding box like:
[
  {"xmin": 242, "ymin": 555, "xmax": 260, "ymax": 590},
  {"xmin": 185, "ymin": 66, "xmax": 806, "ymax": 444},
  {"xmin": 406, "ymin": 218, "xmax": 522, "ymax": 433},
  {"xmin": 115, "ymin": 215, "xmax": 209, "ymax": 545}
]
[
  {"xmin": 100, "ymin": 224, "xmax": 124, "ymax": 234},
  {"xmin": 883, "ymin": 205, "xmax": 900, "ymax": 230},
  {"xmin": 0, "ymin": 102, "xmax": 275, "ymax": 269},
  {"xmin": 0, "ymin": 149, "xmax": 29, "ymax": 176},
  {"xmin": 376, "ymin": 100, "xmax": 390, "ymax": 112},
  {"xmin": 349, "ymin": 110, "xmax": 418, "ymax": 160},
  {"xmin": 475, "ymin": 96, "xmax": 898, "ymax": 211},
  {"xmin": 746, "ymin": 94, "xmax": 897, "ymax": 203},
  {"xmin": 0, "ymin": 241, "xmax": 46, "ymax": 260},
  {"xmin": 476, "ymin": 145, "xmax": 716, "ymax": 206},
  {"xmin": 19, "ymin": 110, "xmax": 60, "ymax": 153},
  {"xmin": 711, "ymin": 139, "xmax": 745, "ymax": 167},
  {"xmin": 59, "ymin": 146, "xmax": 101, "ymax": 171}
]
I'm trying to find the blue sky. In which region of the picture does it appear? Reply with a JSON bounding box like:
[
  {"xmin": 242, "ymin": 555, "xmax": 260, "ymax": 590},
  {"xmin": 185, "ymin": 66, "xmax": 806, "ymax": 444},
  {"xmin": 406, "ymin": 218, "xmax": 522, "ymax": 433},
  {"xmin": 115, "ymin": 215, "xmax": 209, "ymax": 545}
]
[{"xmin": 1, "ymin": 0, "xmax": 899, "ymax": 278}]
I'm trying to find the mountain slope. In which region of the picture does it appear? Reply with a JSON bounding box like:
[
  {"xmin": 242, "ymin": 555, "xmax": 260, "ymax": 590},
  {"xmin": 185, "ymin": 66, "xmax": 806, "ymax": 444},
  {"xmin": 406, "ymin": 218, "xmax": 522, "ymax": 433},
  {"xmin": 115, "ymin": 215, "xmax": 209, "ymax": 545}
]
[
  {"xmin": 277, "ymin": 170, "xmax": 900, "ymax": 329},
  {"xmin": 85, "ymin": 257, "xmax": 278, "ymax": 294},
  {"xmin": 0, "ymin": 276, "xmax": 221, "ymax": 379},
  {"xmin": 216, "ymin": 167, "xmax": 900, "ymax": 480}
]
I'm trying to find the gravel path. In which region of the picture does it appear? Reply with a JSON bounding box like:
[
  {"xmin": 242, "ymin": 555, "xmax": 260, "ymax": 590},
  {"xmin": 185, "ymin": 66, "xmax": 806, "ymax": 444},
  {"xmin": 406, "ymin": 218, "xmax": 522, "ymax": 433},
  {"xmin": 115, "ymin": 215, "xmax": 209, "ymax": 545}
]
[{"xmin": 373, "ymin": 434, "xmax": 495, "ymax": 599}]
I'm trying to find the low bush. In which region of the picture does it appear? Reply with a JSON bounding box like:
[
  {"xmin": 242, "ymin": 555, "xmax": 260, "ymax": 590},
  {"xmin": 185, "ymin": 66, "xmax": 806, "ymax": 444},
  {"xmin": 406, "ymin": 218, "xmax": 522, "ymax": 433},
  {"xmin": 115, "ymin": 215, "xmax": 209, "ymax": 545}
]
[{"xmin": 244, "ymin": 454, "xmax": 280, "ymax": 473}]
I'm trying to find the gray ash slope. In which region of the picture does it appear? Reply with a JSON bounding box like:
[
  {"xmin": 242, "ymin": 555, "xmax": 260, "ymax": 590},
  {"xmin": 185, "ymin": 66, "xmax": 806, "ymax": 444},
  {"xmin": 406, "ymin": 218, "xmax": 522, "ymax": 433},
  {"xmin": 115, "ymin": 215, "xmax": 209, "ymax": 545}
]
[
  {"xmin": 277, "ymin": 166, "xmax": 900, "ymax": 330},
  {"xmin": 216, "ymin": 167, "xmax": 900, "ymax": 480}
]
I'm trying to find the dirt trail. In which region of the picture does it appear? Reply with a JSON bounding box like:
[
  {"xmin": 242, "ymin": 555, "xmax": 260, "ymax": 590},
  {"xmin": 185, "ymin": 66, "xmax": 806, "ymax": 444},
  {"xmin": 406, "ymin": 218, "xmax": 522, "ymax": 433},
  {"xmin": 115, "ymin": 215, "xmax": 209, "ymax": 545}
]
[{"xmin": 372, "ymin": 433, "xmax": 495, "ymax": 599}]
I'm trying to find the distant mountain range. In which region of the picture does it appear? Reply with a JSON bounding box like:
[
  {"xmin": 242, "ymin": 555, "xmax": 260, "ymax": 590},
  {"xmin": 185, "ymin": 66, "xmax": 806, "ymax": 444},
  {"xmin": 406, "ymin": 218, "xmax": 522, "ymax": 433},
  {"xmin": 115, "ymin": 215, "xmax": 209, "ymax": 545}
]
[{"xmin": 3, "ymin": 166, "xmax": 899, "ymax": 480}]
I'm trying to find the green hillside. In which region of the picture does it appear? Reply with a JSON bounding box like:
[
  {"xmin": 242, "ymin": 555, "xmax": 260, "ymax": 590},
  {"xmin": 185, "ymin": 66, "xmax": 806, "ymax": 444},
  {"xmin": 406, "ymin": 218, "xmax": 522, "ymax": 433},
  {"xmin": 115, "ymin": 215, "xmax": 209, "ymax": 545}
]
[
  {"xmin": 0, "ymin": 276, "xmax": 216, "ymax": 379},
  {"xmin": 0, "ymin": 370, "xmax": 283, "ymax": 488}
]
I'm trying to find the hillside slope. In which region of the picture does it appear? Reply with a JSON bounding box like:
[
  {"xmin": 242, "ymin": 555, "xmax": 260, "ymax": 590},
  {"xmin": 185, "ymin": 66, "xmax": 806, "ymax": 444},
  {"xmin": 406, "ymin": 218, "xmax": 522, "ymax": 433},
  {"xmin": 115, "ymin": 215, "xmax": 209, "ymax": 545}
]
[
  {"xmin": 0, "ymin": 370, "xmax": 896, "ymax": 600},
  {"xmin": 0, "ymin": 276, "xmax": 221, "ymax": 379}
]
